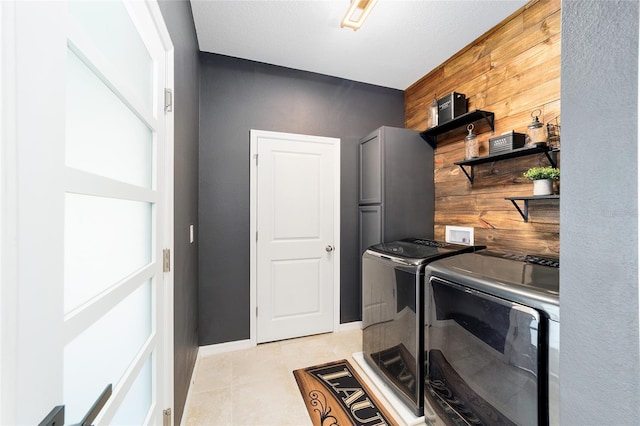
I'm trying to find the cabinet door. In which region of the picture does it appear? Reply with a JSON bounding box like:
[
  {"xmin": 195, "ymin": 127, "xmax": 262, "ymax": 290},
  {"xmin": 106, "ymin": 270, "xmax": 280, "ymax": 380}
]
[
  {"xmin": 359, "ymin": 205, "xmax": 382, "ymax": 256},
  {"xmin": 359, "ymin": 132, "xmax": 382, "ymax": 204}
]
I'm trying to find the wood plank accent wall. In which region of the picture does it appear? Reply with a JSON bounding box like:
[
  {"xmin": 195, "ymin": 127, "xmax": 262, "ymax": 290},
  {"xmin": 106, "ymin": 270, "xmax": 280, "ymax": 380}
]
[{"xmin": 405, "ymin": 0, "xmax": 561, "ymax": 255}]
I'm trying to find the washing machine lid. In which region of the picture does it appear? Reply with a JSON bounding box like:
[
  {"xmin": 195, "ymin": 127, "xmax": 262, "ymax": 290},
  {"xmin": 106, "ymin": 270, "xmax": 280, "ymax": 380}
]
[
  {"xmin": 366, "ymin": 238, "xmax": 480, "ymax": 266},
  {"xmin": 426, "ymin": 251, "xmax": 560, "ymax": 321}
]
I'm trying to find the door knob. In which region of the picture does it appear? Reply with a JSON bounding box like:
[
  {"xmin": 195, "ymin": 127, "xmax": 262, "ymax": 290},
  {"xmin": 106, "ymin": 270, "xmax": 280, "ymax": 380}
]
[{"xmin": 325, "ymin": 245, "xmax": 335, "ymax": 252}]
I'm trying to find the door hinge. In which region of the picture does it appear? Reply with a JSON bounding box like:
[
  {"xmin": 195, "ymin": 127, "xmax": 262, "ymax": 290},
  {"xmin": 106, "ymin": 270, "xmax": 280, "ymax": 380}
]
[
  {"xmin": 164, "ymin": 88, "xmax": 173, "ymax": 112},
  {"xmin": 253, "ymin": 153, "xmax": 258, "ymax": 165},
  {"xmin": 163, "ymin": 249, "xmax": 171, "ymax": 273},
  {"xmin": 256, "ymin": 306, "xmax": 258, "ymax": 317},
  {"xmin": 255, "ymin": 231, "xmax": 258, "ymax": 242},
  {"xmin": 163, "ymin": 408, "xmax": 172, "ymax": 426}
]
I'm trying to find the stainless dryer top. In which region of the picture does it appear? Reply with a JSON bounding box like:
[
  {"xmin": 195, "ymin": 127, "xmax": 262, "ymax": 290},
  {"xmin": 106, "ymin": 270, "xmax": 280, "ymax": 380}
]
[
  {"xmin": 426, "ymin": 251, "xmax": 560, "ymax": 321},
  {"xmin": 366, "ymin": 238, "xmax": 480, "ymax": 266}
]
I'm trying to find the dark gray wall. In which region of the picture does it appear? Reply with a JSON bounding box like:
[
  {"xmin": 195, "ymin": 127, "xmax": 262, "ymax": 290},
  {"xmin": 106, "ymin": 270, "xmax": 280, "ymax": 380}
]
[
  {"xmin": 560, "ymin": 1, "xmax": 639, "ymax": 424},
  {"xmin": 198, "ymin": 53, "xmax": 405, "ymax": 345},
  {"xmin": 157, "ymin": 2, "xmax": 200, "ymax": 424}
]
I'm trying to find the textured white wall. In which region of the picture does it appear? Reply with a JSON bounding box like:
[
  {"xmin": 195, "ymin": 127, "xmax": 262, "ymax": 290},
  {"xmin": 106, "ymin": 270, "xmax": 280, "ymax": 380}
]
[{"xmin": 560, "ymin": 1, "xmax": 640, "ymax": 424}]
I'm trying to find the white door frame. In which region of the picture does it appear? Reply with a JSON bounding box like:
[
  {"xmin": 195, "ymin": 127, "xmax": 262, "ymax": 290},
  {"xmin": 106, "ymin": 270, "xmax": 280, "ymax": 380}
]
[
  {"xmin": 249, "ymin": 129, "xmax": 341, "ymax": 346},
  {"xmin": 0, "ymin": 2, "xmax": 18, "ymax": 423},
  {"xmin": 148, "ymin": 2, "xmax": 175, "ymax": 422},
  {"xmin": 0, "ymin": 1, "xmax": 174, "ymax": 423}
]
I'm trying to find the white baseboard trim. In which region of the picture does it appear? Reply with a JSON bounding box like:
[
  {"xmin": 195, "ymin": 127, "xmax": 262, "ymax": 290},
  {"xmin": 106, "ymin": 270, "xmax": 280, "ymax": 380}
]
[
  {"xmin": 338, "ymin": 321, "xmax": 362, "ymax": 332},
  {"xmin": 197, "ymin": 325, "xmax": 360, "ymax": 358},
  {"xmin": 198, "ymin": 338, "xmax": 254, "ymax": 357}
]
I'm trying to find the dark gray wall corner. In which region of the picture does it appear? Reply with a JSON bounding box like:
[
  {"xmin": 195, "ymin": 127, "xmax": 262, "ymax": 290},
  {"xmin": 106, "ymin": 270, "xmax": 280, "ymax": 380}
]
[
  {"xmin": 157, "ymin": 1, "xmax": 200, "ymax": 424},
  {"xmin": 560, "ymin": 1, "xmax": 639, "ymax": 424},
  {"xmin": 340, "ymin": 136, "xmax": 364, "ymax": 323},
  {"xmin": 198, "ymin": 53, "xmax": 404, "ymax": 345}
]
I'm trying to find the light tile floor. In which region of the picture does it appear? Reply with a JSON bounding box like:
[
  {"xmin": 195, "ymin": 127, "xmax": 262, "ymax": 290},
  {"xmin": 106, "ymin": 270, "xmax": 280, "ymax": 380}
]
[{"xmin": 183, "ymin": 329, "xmax": 402, "ymax": 425}]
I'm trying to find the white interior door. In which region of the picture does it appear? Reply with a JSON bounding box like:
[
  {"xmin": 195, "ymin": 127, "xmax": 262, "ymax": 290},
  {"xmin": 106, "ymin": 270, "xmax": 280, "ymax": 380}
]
[
  {"xmin": 0, "ymin": 1, "xmax": 173, "ymax": 424},
  {"xmin": 252, "ymin": 130, "xmax": 340, "ymax": 344}
]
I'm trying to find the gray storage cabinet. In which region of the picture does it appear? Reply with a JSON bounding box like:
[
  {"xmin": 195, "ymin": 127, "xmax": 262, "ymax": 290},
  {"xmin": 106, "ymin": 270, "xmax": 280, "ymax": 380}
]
[{"xmin": 358, "ymin": 126, "xmax": 435, "ymax": 256}]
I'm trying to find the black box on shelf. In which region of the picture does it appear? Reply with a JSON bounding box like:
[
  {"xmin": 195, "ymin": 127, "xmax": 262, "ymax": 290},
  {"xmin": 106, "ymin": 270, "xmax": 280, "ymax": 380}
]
[
  {"xmin": 489, "ymin": 131, "xmax": 526, "ymax": 155},
  {"xmin": 437, "ymin": 92, "xmax": 467, "ymax": 125}
]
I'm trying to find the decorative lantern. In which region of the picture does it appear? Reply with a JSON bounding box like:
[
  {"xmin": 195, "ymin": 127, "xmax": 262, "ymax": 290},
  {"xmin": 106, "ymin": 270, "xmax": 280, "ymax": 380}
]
[
  {"xmin": 464, "ymin": 124, "xmax": 479, "ymax": 159},
  {"xmin": 546, "ymin": 115, "xmax": 561, "ymax": 148},
  {"xmin": 428, "ymin": 95, "xmax": 438, "ymax": 129},
  {"xmin": 526, "ymin": 109, "xmax": 548, "ymax": 147}
]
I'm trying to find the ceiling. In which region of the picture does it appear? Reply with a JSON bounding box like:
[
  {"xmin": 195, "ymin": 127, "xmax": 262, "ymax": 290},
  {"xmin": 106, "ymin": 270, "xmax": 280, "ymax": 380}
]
[{"xmin": 190, "ymin": 0, "xmax": 528, "ymax": 90}]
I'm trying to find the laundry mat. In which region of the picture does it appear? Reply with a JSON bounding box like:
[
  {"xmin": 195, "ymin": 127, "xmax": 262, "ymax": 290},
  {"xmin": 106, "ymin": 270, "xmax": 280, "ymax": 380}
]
[{"xmin": 293, "ymin": 359, "xmax": 398, "ymax": 426}]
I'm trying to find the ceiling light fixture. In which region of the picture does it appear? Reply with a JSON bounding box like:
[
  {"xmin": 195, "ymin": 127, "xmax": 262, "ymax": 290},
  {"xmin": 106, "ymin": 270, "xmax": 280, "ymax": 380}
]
[{"xmin": 340, "ymin": 0, "xmax": 379, "ymax": 31}]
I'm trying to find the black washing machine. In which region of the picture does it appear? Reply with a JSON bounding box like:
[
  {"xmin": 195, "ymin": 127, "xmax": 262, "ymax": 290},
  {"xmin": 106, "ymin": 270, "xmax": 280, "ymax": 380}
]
[
  {"xmin": 425, "ymin": 251, "xmax": 560, "ymax": 426},
  {"xmin": 362, "ymin": 238, "xmax": 484, "ymax": 416}
]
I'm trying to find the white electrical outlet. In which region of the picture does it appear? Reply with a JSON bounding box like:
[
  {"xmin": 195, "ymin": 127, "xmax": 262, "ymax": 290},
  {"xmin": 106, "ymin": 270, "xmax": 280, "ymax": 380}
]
[{"xmin": 445, "ymin": 225, "xmax": 474, "ymax": 245}]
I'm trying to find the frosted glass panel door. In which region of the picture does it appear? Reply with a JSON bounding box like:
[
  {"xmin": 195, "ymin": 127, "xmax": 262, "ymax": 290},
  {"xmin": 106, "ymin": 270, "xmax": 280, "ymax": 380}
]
[
  {"xmin": 1, "ymin": 1, "xmax": 173, "ymax": 424},
  {"xmin": 65, "ymin": 48, "xmax": 153, "ymax": 188},
  {"xmin": 63, "ymin": 1, "xmax": 169, "ymax": 423}
]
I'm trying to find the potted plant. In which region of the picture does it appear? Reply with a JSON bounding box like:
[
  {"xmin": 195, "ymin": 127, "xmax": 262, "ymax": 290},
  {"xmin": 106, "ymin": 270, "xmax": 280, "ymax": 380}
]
[{"xmin": 523, "ymin": 166, "xmax": 560, "ymax": 196}]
